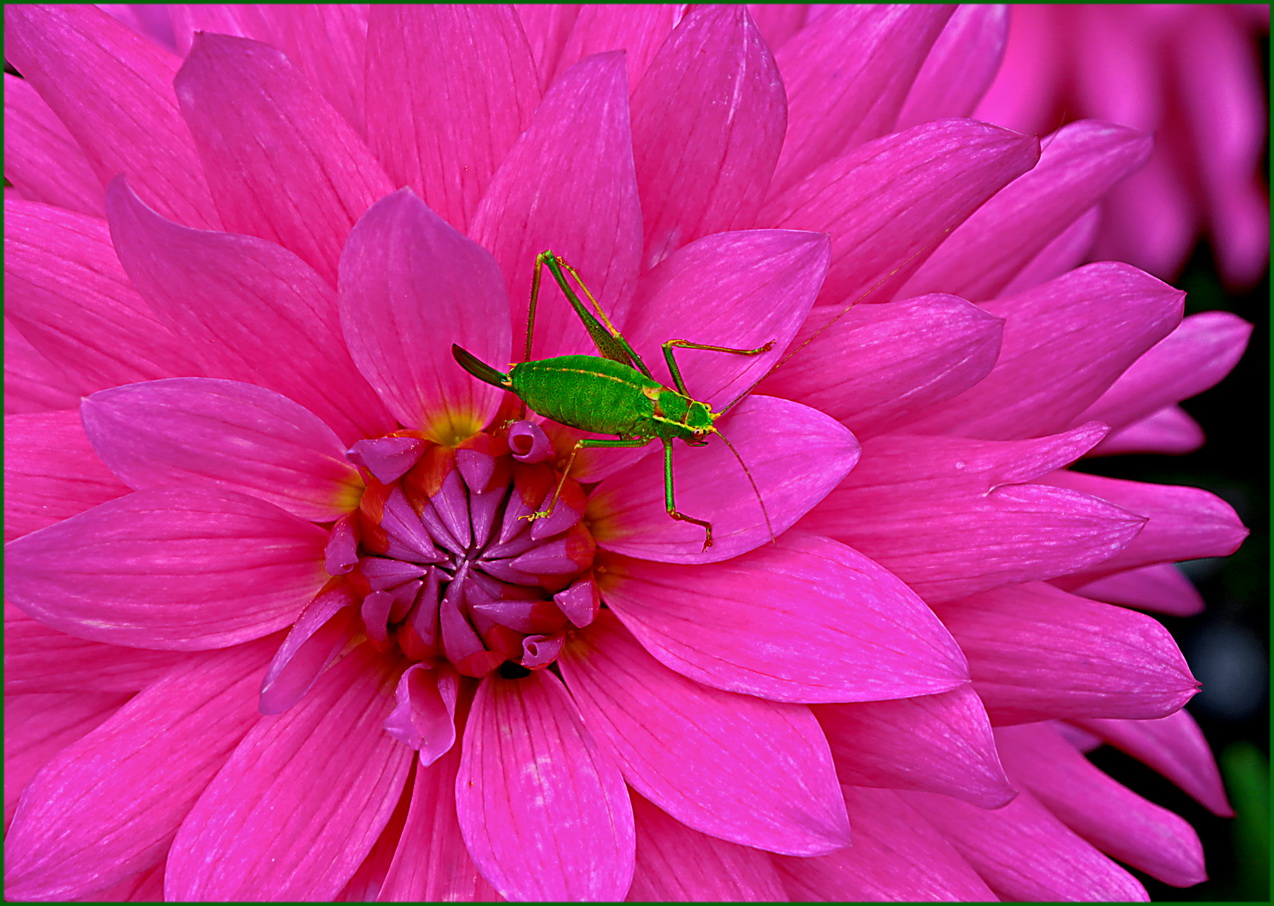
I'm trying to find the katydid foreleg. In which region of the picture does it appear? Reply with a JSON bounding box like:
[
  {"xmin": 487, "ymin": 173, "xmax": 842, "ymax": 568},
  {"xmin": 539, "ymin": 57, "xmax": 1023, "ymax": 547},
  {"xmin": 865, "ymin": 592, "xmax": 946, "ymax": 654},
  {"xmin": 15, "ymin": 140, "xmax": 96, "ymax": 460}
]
[{"xmin": 661, "ymin": 338, "xmax": 775, "ymax": 396}]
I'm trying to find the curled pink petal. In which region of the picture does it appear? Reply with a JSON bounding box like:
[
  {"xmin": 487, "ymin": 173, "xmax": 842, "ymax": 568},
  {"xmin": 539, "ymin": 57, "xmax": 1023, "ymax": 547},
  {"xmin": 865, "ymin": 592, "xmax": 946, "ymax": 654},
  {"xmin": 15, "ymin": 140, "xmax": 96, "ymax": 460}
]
[
  {"xmin": 82, "ymin": 378, "xmax": 363, "ymax": 522},
  {"xmin": 165, "ymin": 644, "xmax": 412, "ymax": 900},
  {"xmin": 5, "ymin": 487, "xmax": 328, "ymax": 650},
  {"xmin": 590, "ymin": 395, "xmax": 859, "ymax": 564},
  {"xmin": 259, "ymin": 584, "xmax": 359, "ymax": 715},
  {"xmin": 602, "ymin": 531, "xmax": 968, "ymax": 703},
  {"xmin": 383, "ymin": 664, "xmax": 459, "ymax": 765},
  {"xmin": 455, "ymin": 669, "xmax": 635, "ymax": 901},
  {"xmin": 557, "ymin": 612, "xmax": 850, "ymax": 856}
]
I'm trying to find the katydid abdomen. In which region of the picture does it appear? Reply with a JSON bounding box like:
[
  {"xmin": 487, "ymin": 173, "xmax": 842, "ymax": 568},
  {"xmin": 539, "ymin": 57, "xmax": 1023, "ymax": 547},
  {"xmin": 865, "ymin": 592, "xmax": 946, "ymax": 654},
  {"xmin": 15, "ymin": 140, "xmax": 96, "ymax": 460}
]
[{"xmin": 510, "ymin": 355, "xmax": 660, "ymax": 438}]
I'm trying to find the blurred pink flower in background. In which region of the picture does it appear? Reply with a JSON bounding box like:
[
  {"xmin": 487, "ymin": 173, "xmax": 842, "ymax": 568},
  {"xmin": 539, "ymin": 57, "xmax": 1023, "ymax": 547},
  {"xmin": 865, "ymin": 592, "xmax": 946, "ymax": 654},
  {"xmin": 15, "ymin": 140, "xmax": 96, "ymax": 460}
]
[
  {"xmin": 976, "ymin": 3, "xmax": 1270, "ymax": 287},
  {"xmin": 3, "ymin": 5, "xmax": 1255, "ymax": 901}
]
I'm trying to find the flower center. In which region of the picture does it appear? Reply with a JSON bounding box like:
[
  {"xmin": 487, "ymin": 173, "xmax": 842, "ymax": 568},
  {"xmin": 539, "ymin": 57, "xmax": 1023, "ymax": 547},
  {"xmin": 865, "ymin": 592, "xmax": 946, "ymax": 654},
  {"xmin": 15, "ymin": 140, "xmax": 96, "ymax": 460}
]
[{"xmin": 332, "ymin": 421, "xmax": 598, "ymax": 678}]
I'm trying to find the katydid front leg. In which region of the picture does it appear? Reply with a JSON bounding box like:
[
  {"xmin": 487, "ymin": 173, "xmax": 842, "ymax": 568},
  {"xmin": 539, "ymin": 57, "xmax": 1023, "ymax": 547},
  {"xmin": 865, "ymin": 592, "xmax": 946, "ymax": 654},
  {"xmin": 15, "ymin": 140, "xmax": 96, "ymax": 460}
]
[
  {"xmin": 523, "ymin": 436, "xmax": 655, "ymax": 524},
  {"xmin": 661, "ymin": 338, "xmax": 774, "ymax": 396}
]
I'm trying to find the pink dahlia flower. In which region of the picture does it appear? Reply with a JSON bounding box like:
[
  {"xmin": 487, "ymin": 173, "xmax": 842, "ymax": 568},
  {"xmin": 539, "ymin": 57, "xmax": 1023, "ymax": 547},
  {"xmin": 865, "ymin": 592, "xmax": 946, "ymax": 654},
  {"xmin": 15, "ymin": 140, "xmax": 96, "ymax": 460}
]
[
  {"xmin": 4, "ymin": 5, "xmax": 1252, "ymax": 901},
  {"xmin": 976, "ymin": 3, "xmax": 1271, "ymax": 287}
]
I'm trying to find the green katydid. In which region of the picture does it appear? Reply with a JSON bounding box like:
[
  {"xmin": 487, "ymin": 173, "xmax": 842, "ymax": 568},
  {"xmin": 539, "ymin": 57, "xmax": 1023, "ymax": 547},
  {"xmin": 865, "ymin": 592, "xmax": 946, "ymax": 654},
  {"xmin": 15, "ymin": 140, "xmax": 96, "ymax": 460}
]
[{"xmin": 452, "ymin": 238, "xmax": 946, "ymax": 551}]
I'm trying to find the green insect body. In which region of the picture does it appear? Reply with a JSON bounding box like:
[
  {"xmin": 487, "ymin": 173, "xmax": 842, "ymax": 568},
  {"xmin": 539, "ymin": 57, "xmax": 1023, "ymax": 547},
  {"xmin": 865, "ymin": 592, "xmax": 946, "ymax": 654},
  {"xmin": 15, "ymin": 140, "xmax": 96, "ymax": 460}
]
[{"xmin": 452, "ymin": 251, "xmax": 766, "ymax": 551}]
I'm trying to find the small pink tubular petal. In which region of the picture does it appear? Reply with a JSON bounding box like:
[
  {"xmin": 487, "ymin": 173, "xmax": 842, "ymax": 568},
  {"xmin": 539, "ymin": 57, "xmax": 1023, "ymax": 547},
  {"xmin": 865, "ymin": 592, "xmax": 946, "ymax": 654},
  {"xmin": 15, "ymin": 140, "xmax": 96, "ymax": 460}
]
[
  {"xmin": 1073, "ymin": 711, "xmax": 1232, "ymax": 816},
  {"xmin": 817, "ymin": 685, "xmax": 1015, "ymax": 808},
  {"xmin": 1043, "ymin": 472, "xmax": 1248, "ymax": 582},
  {"xmin": 761, "ymin": 119, "xmax": 1040, "ymax": 315},
  {"xmin": 2, "ymin": 5, "xmax": 218, "ymax": 228},
  {"xmin": 376, "ymin": 745, "xmax": 501, "ymax": 901},
  {"xmin": 906, "ymin": 262, "xmax": 1184, "ymax": 439},
  {"xmin": 553, "ymin": 4, "xmax": 687, "ymax": 89},
  {"xmin": 805, "ymin": 425, "xmax": 1145, "ymax": 602},
  {"xmin": 366, "ymin": 6, "xmax": 539, "ymax": 234},
  {"xmin": 4, "ymin": 201, "xmax": 203, "ymax": 393},
  {"xmin": 589, "ymin": 395, "xmax": 859, "ymax": 564},
  {"xmin": 104, "ymin": 179, "xmax": 395, "ymax": 443},
  {"xmin": 166, "ymin": 645, "xmax": 412, "ymax": 900},
  {"xmin": 338, "ymin": 190, "xmax": 511, "ymax": 440},
  {"xmin": 771, "ymin": 6, "xmax": 953, "ymax": 192},
  {"xmin": 470, "ymin": 52, "xmax": 642, "ymax": 362},
  {"xmin": 558, "ymin": 612, "xmax": 850, "ymax": 856},
  {"xmin": 905, "ymin": 787, "xmax": 1148, "ymax": 901},
  {"xmin": 1072, "ymin": 563, "xmax": 1206, "ymax": 618},
  {"xmin": 3, "ymin": 74, "xmax": 104, "ymax": 217},
  {"xmin": 5, "ymin": 411, "xmax": 129, "ymax": 541},
  {"xmin": 516, "ymin": 4, "xmax": 580, "ymax": 90},
  {"xmin": 628, "ymin": 793, "xmax": 787, "ymax": 901},
  {"xmin": 1075, "ymin": 311, "xmax": 1253, "ymax": 433},
  {"xmin": 4, "ymin": 322, "xmax": 81, "ymax": 414},
  {"xmin": 902, "ymin": 121, "xmax": 1153, "ymax": 301},
  {"xmin": 5, "ymin": 487, "xmax": 328, "ymax": 650},
  {"xmin": 4, "ymin": 603, "xmax": 183, "ymax": 695},
  {"xmin": 774, "ymin": 786, "xmax": 995, "ymax": 901},
  {"xmin": 997, "ymin": 723, "xmax": 1206, "ymax": 887},
  {"xmin": 621, "ymin": 230, "xmax": 828, "ymax": 410},
  {"xmin": 630, "ymin": 6, "xmax": 786, "ymax": 266},
  {"xmin": 895, "ymin": 5, "xmax": 1009, "ymax": 129},
  {"xmin": 4, "ymin": 692, "xmax": 130, "ymax": 832},
  {"xmin": 1093, "ymin": 405, "xmax": 1205, "ymax": 457},
  {"xmin": 602, "ymin": 531, "xmax": 967, "ymax": 703},
  {"xmin": 4, "ymin": 640, "xmax": 274, "ymax": 900},
  {"xmin": 932, "ymin": 582, "xmax": 1199, "ymax": 724},
  {"xmin": 174, "ymin": 32, "xmax": 395, "ymax": 286},
  {"xmin": 82, "ymin": 379, "xmax": 362, "ymax": 522},
  {"xmin": 761, "ymin": 291, "xmax": 1004, "ymax": 439},
  {"xmin": 456, "ymin": 669, "xmax": 636, "ymax": 901}
]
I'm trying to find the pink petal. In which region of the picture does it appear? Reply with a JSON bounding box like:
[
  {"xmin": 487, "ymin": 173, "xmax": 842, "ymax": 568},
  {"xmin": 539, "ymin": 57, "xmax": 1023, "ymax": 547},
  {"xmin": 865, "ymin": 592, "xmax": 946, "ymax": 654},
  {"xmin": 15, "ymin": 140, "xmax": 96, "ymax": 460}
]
[
  {"xmin": 173, "ymin": 32, "xmax": 395, "ymax": 286},
  {"xmin": 1073, "ymin": 711, "xmax": 1232, "ymax": 816},
  {"xmin": 817, "ymin": 685, "xmax": 1015, "ymax": 808},
  {"xmin": 338, "ymin": 189, "xmax": 511, "ymax": 439},
  {"xmin": 997, "ymin": 723, "xmax": 1205, "ymax": 887},
  {"xmin": 4, "ymin": 321, "xmax": 81, "ymax": 414},
  {"xmin": 1043, "ymin": 472, "xmax": 1248, "ymax": 582},
  {"xmin": 82, "ymin": 378, "xmax": 363, "ymax": 522},
  {"xmin": 760, "ymin": 291, "xmax": 1004, "ymax": 439},
  {"xmin": 171, "ymin": 7, "xmax": 370, "ymax": 138},
  {"xmin": 2, "ymin": 5, "xmax": 218, "ymax": 228},
  {"xmin": 774, "ymin": 786, "xmax": 995, "ymax": 901},
  {"xmin": 762, "ymin": 119, "xmax": 1040, "ymax": 316},
  {"xmin": 4, "ymin": 410, "xmax": 129, "ymax": 541},
  {"xmin": 365, "ymin": 6, "xmax": 539, "ymax": 233},
  {"xmin": 5, "ymin": 487, "xmax": 328, "ymax": 650},
  {"xmin": 455, "ymin": 669, "xmax": 635, "ymax": 901},
  {"xmin": 104, "ymin": 178, "xmax": 395, "ymax": 444},
  {"xmin": 902, "ymin": 121, "xmax": 1153, "ymax": 301},
  {"xmin": 552, "ymin": 5, "xmax": 687, "ymax": 89},
  {"xmin": 602, "ymin": 531, "xmax": 967, "ymax": 703},
  {"xmin": 515, "ymin": 4, "xmax": 580, "ymax": 90},
  {"xmin": 627, "ymin": 792, "xmax": 787, "ymax": 901},
  {"xmin": 4, "ymin": 200, "xmax": 203, "ymax": 392},
  {"xmin": 259, "ymin": 585, "xmax": 359, "ymax": 716},
  {"xmin": 4, "ymin": 603, "xmax": 183, "ymax": 695},
  {"xmin": 1072, "ymin": 563, "xmax": 1206, "ymax": 618},
  {"xmin": 806, "ymin": 425, "xmax": 1147, "ymax": 602},
  {"xmin": 1000, "ymin": 205, "xmax": 1102, "ymax": 296},
  {"xmin": 621, "ymin": 229, "xmax": 829, "ymax": 411},
  {"xmin": 382, "ymin": 664, "xmax": 458, "ymax": 765},
  {"xmin": 932, "ymin": 582, "xmax": 1199, "ymax": 723},
  {"xmin": 745, "ymin": 4, "xmax": 809, "ymax": 52},
  {"xmin": 1092, "ymin": 405, "xmax": 1206, "ymax": 457},
  {"xmin": 557, "ymin": 612, "xmax": 850, "ymax": 856},
  {"xmin": 165, "ymin": 644, "xmax": 412, "ymax": 900},
  {"xmin": 376, "ymin": 744, "xmax": 501, "ymax": 901},
  {"xmin": 771, "ymin": 6, "xmax": 954, "ymax": 192},
  {"xmin": 4, "ymin": 692, "xmax": 130, "ymax": 832},
  {"xmin": 906, "ymin": 262, "xmax": 1184, "ymax": 439},
  {"xmin": 1075, "ymin": 311, "xmax": 1253, "ymax": 433},
  {"xmin": 589, "ymin": 395, "xmax": 859, "ymax": 564},
  {"xmin": 895, "ymin": 5, "xmax": 1009, "ymax": 128},
  {"xmin": 630, "ymin": 6, "xmax": 786, "ymax": 266},
  {"xmin": 3, "ymin": 73, "xmax": 104, "ymax": 218},
  {"xmin": 470, "ymin": 52, "xmax": 642, "ymax": 362},
  {"xmin": 904, "ymin": 787, "xmax": 1148, "ymax": 901},
  {"xmin": 4, "ymin": 640, "xmax": 274, "ymax": 900}
]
